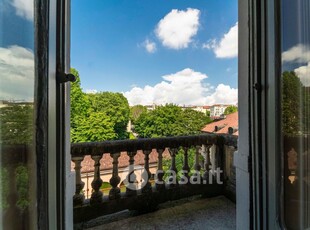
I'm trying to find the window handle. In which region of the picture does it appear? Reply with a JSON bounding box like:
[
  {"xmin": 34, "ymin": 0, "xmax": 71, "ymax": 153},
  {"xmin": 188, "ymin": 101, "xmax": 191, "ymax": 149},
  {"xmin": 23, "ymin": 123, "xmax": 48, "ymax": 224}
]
[
  {"xmin": 253, "ymin": 83, "xmax": 261, "ymax": 91},
  {"xmin": 57, "ymin": 72, "xmax": 76, "ymax": 83}
]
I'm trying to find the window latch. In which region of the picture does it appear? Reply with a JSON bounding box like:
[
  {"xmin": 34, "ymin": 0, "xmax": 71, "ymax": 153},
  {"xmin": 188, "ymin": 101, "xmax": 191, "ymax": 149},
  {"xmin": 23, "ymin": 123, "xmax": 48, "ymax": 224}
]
[
  {"xmin": 57, "ymin": 72, "xmax": 76, "ymax": 83},
  {"xmin": 253, "ymin": 83, "xmax": 262, "ymax": 91}
]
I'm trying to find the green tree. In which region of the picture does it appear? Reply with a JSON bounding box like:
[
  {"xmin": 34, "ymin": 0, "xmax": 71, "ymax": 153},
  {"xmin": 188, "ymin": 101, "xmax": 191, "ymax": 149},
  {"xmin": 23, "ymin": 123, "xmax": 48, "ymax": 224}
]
[
  {"xmin": 70, "ymin": 68, "xmax": 90, "ymax": 130},
  {"xmin": 162, "ymin": 147, "xmax": 205, "ymax": 180},
  {"xmin": 70, "ymin": 68, "xmax": 130, "ymax": 142},
  {"xmin": 182, "ymin": 109, "xmax": 212, "ymax": 133},
  {"xmin": 87, "ymin": 92, "xmax": 130, "ymax": 139},
  {"xmin": 282, "ymin": 71, "xmax": 303, "ymax": 135},
  {"xmin": 0, "ymin": 105, "xmax": 33, "ymax": 144},
  {"xmin": 130, "ymin": 105, "xmax": 147, "ymax": 124},
  {"xmin": 281, "ymin": 71, "xmax": 310, "ymax": 135},
  {"xmin": 206, "ymin": 110, "xmax": 210, "ymax": 117},
  {"xmin": 15, "ymin": 165, "xmax": 29, "ymax": 211},
  {"xmin": 71, "ymin": 112, "xmax": 117, "ymax": 142},
  {"xmin": 224, "ymin": 105, "xmax": 238, "ymax": 115},
  {"xmin": 303, "ymin": 87, "xmax": 310, "ymax": 134},
  {"xmin": 134, "ymin": 104, "xmax": 182, "ymax": 138},
  {"xmin": 0, "ymin": 168, "xmax": 9, "ymax": 210},
  {"xmin": 134, "ymin": 104, "xmax": 211, "ymax": 138}
]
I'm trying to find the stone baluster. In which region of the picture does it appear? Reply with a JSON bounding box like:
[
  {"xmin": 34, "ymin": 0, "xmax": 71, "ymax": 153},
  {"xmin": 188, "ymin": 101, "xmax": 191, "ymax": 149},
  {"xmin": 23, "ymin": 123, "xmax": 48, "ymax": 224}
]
[
  {"xmin": 109, "ymin": 152, "xmax": 121, "ymax": 200},
  {"xmin": 214, "ymin": 142, "xmax": 226, "ymax": 184},
  {"xmin": 225, "ymin": 145, "xmax": 236, "ymax": 190},
  {"xmin": 142, "ymin": 150, "xmax": 152, "ymax": 193},
  {"xmin": 214, "ymin": 144, "xmax": 219, "ymax": 169},
  {"xmin": 181, "ymin": 147, "xmax": 190, "ymax": 185},
  {"xmin": 168, "ymin": 148, "xmax": 178, "ymax": 188},
  {"xmin": 72, "ymin": 156, "xmax": 85, "ymax": 206},
  {"xmin": 126, "ymin": 151, "xmax": 137, "ymax": 197},
  {"xmin": 90, "ymin": 155, "xmax": 103, "ymax": 205},
  {"xmin": 225, "ymin": 146, "xmax": 236, "ymax": 179},
  {"xmin": 194, "ymin": 146, "xmax": 202, "ymax": 172},
  {"xmin": 190, "ymin": 146, "xmax": 202, "ymax": 184},
  {"xmin": 210, "ymin": 144, "xmax": 216, "ymax": 174},
  {"xmin": 214, "ymin": 144, "xmax": 223, "ymax": 181},
  {"xmin": 156, "ymin": 149, "xmax": 165, "ymax": 191},
  {"xmin": 202, "ymin": 145, "xmax": 212, "ymax": 182}
]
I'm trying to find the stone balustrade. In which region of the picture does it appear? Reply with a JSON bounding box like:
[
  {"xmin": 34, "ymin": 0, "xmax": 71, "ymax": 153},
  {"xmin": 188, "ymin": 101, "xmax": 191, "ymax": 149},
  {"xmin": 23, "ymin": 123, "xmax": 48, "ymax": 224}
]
[{"xmin": 71, "ymin": 134, "xmax": 238, "ymax": 223}]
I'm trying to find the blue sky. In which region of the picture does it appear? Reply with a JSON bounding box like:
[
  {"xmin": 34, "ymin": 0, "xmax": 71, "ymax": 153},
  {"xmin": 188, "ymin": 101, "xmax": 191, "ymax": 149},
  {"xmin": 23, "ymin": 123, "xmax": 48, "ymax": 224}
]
[
  {"xmin": 71, "ymin": 0, "xmax": 239, "ymax": 105},
  {"xmin": 1, "ymin": 0, "xmax": 310, "ymax": 104},
  {"xmin": 0, "ymin": 0, "xmax": 35, "ymax": 101}
]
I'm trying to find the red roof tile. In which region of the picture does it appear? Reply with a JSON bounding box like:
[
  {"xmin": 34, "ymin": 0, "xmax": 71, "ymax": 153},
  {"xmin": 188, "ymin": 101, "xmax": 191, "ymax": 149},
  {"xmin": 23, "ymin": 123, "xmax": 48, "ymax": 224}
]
[{"xmin": 201, "ymin": 112, "xmax": 238, "ymax": 136}]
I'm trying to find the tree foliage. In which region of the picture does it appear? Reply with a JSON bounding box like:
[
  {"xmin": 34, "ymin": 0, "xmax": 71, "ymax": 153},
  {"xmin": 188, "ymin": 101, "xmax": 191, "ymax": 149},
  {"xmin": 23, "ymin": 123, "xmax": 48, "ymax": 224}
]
[
  {"xmin": 15, "ymin": 165, "xmax": 29, "ymax": 211},
  {"xmin": 0, "ymin": 168, "xmax": 9, "ymax": 210},
  {"xmin": 134, "ymin": 104, "xmax": 211, "ymax": 138},
  {"xmin": 87, "ymin": 92, "xmax": 130, "ymax": 139},
  {"xmin": 182, "ymin": 109, "xmax": 212, "ymax": 132},
  {"xmin": 0, "ymin": 105, "xmax": 33, "ymax": 144},
  {"xmin": 71, "ymin": 112, "xmax": 117, "ymax": 142},
  {"xmin": 130, "ymin": 105, "xmax": 147, "ymax": 124},
  {"xmin": 70, "ymin": 68, "xmax": 130, "ymax": 142},
  {"xmin": 162, "ymin": 147, "xmax": 206, "ymax": 180},
  {"xmin": 70, "ymin": 68, "xmax": 90, "ymax": 126},
  {"xmin": 282, "ymin": 71, "xmax": 303, "ymax": 135},
  {"xmin": 282, "ymin": 71, "xmax": 310, "ymax": 135},
  {"xmin": 224, "ymin": 105, "xmax": 238, "ymax": 115}
]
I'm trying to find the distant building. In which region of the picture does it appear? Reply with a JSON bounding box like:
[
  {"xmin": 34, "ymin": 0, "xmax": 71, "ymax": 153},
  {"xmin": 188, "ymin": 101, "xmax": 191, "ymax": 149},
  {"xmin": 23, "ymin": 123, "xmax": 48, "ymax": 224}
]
[
  {"xmin": 192, "ymin": 105, "xmax": 210, "ymax": 114},
  {"xmin": 0, "ymin": 100, "xmax": 33, "ymax": 108},
  {"xmin": 0, "ymin": 100, "xmax": 6, "ymax": 109},
  {"xmin": 145, "ymin": 103, "xmax": 157, "ymax": 111},
  {"xmin": 138, "ymin": 104, "xmax": 235, "ymax": 118},
  {"xmin": 209, "ymin": 104, "xmax": 230, "ymax": 118},
  {"xmin": 180, "ymin": 105, "xmax": 211, "ymax": 115},
  {"xmin": 203, "ymin": 105, "xmax": 211, "ymax": 111},
  {"xmin": 201, "ymin": 112, "xmax": 238, "ymax": 136}
]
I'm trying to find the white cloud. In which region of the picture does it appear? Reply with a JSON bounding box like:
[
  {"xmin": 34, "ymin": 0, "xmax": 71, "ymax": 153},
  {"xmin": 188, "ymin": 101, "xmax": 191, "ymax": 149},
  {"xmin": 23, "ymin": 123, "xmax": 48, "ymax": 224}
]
[
  {"xmin": 203, "ymin": 22, "xmax": 238, "ymax": 58},
  {"xmin": 282, "ymin": 44, "xmax": 310, "ymax": 63},
  {"xmin": 123, "ymin": 68, "xmax": 238, "ymax": 106},
  {"xmin": 205, "ymin": 84, "xmax": 238, "ymax": 105},
  {"xmin": 282, "ymin": 44, "xmax": 310, "ymax": 86},
  {"xmin": 155, "ymin": 8, "xmax": 200, "ymax": 50},
  {"xmin": 143, "ymin": 39, "xmax": 157, "ymax": 53},
  {"xmin": 294, "ymin": 62, "xmax": 310, "ymax": 86},
  {"xmin": 0, "ymin": 45, "xmax": 34, "ymax": 101},
  {"xmin": 202, "ymin": 39, "xmax": 216, "ymax": 50},
  {"xmin": 11, "ymin": 0, "xmax": 33, "ymax": 21},
  {"xmin": 85, "ymin": 89, "xmax": 98, "ymax": 94}
]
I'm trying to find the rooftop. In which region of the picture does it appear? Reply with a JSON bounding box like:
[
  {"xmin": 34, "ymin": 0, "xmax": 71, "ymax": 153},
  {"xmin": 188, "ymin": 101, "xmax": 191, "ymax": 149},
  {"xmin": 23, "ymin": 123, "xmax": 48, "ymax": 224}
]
[{"xmin": 202, "ymin": 112, "xmax": 238, "ymax": 136}]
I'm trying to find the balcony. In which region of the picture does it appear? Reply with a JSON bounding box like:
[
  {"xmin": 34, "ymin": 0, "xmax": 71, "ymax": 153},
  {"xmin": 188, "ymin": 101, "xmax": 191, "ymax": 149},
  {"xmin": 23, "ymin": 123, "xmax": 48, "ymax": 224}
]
[{"xmin": 71, "ymin": 133, "xmax": 238, "ymax": 228}]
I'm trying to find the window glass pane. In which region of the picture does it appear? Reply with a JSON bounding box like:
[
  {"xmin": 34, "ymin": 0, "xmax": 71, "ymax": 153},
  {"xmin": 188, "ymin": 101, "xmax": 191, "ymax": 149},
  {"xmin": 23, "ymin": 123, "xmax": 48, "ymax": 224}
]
[
  {"xmin": 281, "ymin": 0, "xmax": 310, "ymax": 228},
  {"xmin": 0, "ymin": 0, "xmax": 36, "ymax": 229}
]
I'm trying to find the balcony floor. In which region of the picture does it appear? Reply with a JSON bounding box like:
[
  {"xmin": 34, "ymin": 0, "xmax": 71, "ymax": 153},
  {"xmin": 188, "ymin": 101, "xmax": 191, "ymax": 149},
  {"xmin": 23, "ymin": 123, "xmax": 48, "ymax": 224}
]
[{"xmin": 79, "ymin": 195, "xmax": 236, "ymax": 230}]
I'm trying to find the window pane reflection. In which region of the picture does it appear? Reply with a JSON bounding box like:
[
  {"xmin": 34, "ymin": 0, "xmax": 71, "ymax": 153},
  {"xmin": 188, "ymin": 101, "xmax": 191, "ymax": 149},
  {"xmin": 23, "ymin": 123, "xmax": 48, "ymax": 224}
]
[
  {"xmin": 0, "ymin": 0, "xmax": 36, "ymax": 229},
  {"xmin": 282, "ymin": 0, "xmax": 310, "ymax": 228}
]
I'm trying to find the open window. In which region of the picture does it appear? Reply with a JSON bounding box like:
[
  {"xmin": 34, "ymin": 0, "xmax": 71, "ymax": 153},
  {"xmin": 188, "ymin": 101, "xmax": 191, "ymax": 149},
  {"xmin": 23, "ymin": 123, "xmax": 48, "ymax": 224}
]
[{"xmin": 1, "ymin": 0, "xmax": 310, "ymax": 229}]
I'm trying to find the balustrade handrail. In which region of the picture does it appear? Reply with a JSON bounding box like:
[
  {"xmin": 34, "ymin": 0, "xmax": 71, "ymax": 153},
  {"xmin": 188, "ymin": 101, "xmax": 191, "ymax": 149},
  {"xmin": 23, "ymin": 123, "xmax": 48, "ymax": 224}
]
[
  {"xmin": 71, "ymin": 133, "xmax": 238, "ymax": 157},
  {"xmin": 71, "ymin": 133, "xmax": 238, "ymax": 223}
]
